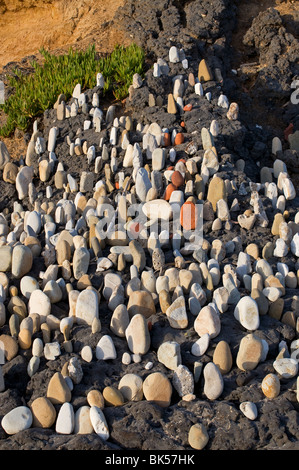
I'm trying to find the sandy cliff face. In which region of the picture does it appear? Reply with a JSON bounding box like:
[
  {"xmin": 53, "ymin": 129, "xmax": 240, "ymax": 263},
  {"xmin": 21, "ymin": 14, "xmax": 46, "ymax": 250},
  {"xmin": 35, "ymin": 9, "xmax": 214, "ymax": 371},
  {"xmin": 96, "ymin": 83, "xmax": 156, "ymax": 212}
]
[{"xmin": 0, "ymin": 0, "xmax": 127, "ymax": 69}]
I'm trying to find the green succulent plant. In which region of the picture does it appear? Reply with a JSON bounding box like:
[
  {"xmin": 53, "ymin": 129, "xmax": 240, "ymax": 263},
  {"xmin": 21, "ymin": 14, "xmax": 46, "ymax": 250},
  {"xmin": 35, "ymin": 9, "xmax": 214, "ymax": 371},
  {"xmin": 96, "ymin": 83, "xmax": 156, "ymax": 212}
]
[{"xmin": 0, "ymin": 43, "xmax": 145, "ymax": 137}]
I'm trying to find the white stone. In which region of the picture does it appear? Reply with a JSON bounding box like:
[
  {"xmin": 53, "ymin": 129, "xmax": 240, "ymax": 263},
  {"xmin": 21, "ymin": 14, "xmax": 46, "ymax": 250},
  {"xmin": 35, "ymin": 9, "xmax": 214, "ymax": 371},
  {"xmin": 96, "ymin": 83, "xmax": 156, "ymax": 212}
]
[
  {"xmin": 142, "ymin": 199, "xmax": 172, "ymax": 221},
  {"xmin": 1, "ymin": 406, "xmax": 33, "ymax": 434},
  {"xmin": 55, "ymin": 402, "xmax": 75, "ymax": 434},
  {"xmin": 191, "ymin": 333, "xmax": 210, "ymax": 357},
  {"xmin": 273, "ymin": 358, "xmax": 298, "ymax": 379},
  {"xmin": 203, "ymin": 362, "xmax": 224, "ymax": 400},
  {"xmin": 291, "ymin": 233, "xmax": 299, "ymax": 257},
  {"xmin": 81, "ymin": 345, "xmax": 93, "ymax": 363},
  {"xmin": 75, "ymin": 288, "xmax": 99, "ymax": 326},
  {"xmin": 28, "ymin": 290, "xmax": 51, "ymax": 323},
  {"xmin": 157, "ymin": 341, "xmax": 181, "ymax": 370},
  {"xmin": 20, "ymin": 276, "xmax": 39, "ymax": 299},
  {"xmin": 262, "ymin": 287, "xmax": 281, "ymax": 302},
  {"xmin": 240, "ymin": 401, "xmax": 258, "ymax": 420},
  {"xmin": 95, "ymin": 335, "xmax": 117, "ymax": 360},
  {"xmin": 234, "ymin": 296, "xmax": 259, "ymax": 330},
  {"xmin": 169, "ymin": 46, "xmax": 180, "ymax": 63},
  {"xmin": 90, "ymin": 406, "xmax": 109, "ymax": 440}
]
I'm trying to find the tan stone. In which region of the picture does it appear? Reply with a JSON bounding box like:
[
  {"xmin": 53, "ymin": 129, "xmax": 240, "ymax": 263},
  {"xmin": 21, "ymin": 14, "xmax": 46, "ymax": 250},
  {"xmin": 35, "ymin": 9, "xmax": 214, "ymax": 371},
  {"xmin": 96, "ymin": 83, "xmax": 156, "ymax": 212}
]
[
  {"xmin": 18, "ymin": 328, "xmax": 32, "ymax": 349},
  {"xmin": 127, "ymin": 290, "xmax": 156, "ymax": 319},
  {"xmin": 236, "ymin": 333, "xmax": 263, "ymax": 371},
  {"xmin": 188, "ymin": 423, "xmax": 209, "ymax": 450},
  {"xmin": 159, "ymin": 289, "xmax": 171, "ymax": 314},
  {"xmin": 271, "ymin": 213, "xmax": 285, "ymax": 236},
  {"xmin": 87, "ymin": 389, "xmax": 105, "ymax": 409},
  {"xmin": 245, "ymin": 243, "xmax": 259, "ymax": 260},
  {"xmin": 47, "ymin": 372, "xmax": 72, "ymax": 404},
  {"xmin": 103, "ymin": 386, "xmax": 124, "ymax": 407},
  {"xmin": 30, "ymin": 397, "xmax": 57, "ymax": 428},
  {"xmin": 143, "ymin": 372, "xmax": 172, "ymax": 407},
  {"xmin": 167, "ymin": 93, "xmax": 177, "ymax": 114},
  {"xmin": 264, "ymin": 275, "xmax": 285, "ymax": 295},
  {"xmin": 207, "ymin": 176, "xmax": 227, "ymax": 211},
  {"xmin": 198, "ymin": 59, "xmax": 213, "ymax": 82},
  {"xmin": 0, "ymin": 333, "xmax": 18, "ymax": 360},
  {"xmin": 55, "ymin": 239, "xmax": 72, "ymax": 265},
  {"xmin": 261, "ymin": 373, "xmax": 280, "ymax": 398},
  {"xmin": 3, "ymin": 162, "xmax": 18, "ymax": 184},
  {"xmin": 213, "ymin": 340, "xmax": 233, "ymax": 374}
]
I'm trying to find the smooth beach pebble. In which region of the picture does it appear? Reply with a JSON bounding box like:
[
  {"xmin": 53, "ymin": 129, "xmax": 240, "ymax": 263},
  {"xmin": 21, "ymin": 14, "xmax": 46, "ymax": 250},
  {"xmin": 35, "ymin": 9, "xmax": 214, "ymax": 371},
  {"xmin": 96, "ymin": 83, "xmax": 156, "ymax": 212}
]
[
  {"xmin": 261, "ymin": 373, "xmax": 280, "ymax": 398},
  {"xmin": 188, "ymin": 423, "xmax": 209, "ymax": 450},
  {"xmin": 1, "ymin": 406, "xmax": 33, "ymax": 435}
]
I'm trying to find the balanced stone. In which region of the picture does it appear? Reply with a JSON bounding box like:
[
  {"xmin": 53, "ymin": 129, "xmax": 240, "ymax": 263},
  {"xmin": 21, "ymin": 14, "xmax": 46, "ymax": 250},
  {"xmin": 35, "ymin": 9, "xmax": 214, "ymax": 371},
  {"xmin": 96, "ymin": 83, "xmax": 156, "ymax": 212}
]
[
  {"xmin": 11, "ymin": 245, "xmax": 33, "ymax": 279},
  {"xmin": 203, "ymin": 362, "xmax": 224, "ymax": 400},
  {"xmin": 30, "ymin": 397, "xmax": 57, "ymax": 428},
  {"xmin": 125, "ymin": 313, "xmax": 150, "ymax": 355},
  {"xmin": 75, "ymin": 288, "xmax": 99, "ymax": 326},
  {"xmin": 95, "ymin": 335, "xmax": 117, "ymax": 360},
  {"xmin": 166, "ymin": 296, "xmax": 188, "ymax": 329},
  {"xmin": 172, "ymin": 364, "xmax": 194, "ymax": 397},
  {"xmin": 127, "ymin": 290, "xmax": 156, "ymax": 318},
  {"xmin": 194, "ymin": 305, "xmax": 221, "ymax": 338},
  {"xmin": 55, "ymin": 402, "xmax": 75, "ymax": 434},
  {"xmin": 191, "ymin": 333, "xmax": 210, "ymax": 357},
  {"xmin": 157, "ymin": 341, "xmax": 181, "ymax": 370},
  {"xmin": 73, "ymin": 247, "xmax": 90, "ymax": 280},
  {"xmin": 0, "ymin": 246, "xmax": 12, "ymax": 272},
  {"xmin": 28, "ymin": 290, "xmax": 51, "ymax": 324},
  {"xmin": 118, "ymin": 373, "xmax": 143, "ymax": 402},
  {"xmin": 143, "ymin": 372, "xmax": 172, "ymax": 407},
  {"xmin": 207, "ymin": 176, "xmax": 226, "ymax": 211},
  {"xmin": 213, "ymin": 340, "xmax": 233, "ymax": 374},
  {"xmin": 74, "ymin": 406, "xmax": 93, "ymax": 434},
  {"xmin": 47, "ymin": 372, "xmax": 72, "ymax": 404},
  {"xmin": 234, "ymin": 296, "xmax": 259, "ymax": 330},
  {"xmin": 236, "ymin": 333, "xmax": 263, "ymax": 371},
  {"xmin": 110, "ymin": 304, "xmax": 130, "ymax": 337}
]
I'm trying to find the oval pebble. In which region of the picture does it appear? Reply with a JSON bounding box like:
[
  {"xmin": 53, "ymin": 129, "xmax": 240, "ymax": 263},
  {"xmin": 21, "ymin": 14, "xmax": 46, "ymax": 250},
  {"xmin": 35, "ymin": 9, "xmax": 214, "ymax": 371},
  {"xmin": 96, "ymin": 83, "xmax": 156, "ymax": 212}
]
[
  {"xmin": 1, "ymin": 406, "xmax": 33, "ymax": 435},
  {"xmin": 234, "ymin": 296, "xmax": 259, "ymax": 331},
  {"xmin": 239, "ymin": 401, "xmax": 258, "ymax": 420},
  {"xmin": 261, "ymin": 373, "xmax": 280, "ymax": 398},
  {"xmin": 273, "ymin": 358, "xmax": 298, "ymax": 379},
  {"xmin": 203, "ymin": 362, "xmax": 223, "ymax": 400}
]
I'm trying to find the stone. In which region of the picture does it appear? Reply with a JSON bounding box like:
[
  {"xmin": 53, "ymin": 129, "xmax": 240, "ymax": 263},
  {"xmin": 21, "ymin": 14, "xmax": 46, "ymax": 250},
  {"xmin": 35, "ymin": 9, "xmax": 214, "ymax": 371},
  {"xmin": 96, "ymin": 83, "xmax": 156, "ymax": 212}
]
[
  {"xmin": 75, "ymin": 288, "xmax": 99, "ymax": 326},
  {"xmin": 0, "ymin": 246, "xmax": 12, "ymax": 272},
  {"xmin": 203, "ymin": 362, "xmax": 224, "ymax": 400},
  {"xmin": 180, "ymin": 201, "xmax": 197, "ymax": 231},
  {"xmin": 1, "ymin": 406, "xmax": 32, "ymax": 435},
  {"xmin": 20, "ymin": 276, "xmax": 39, "ymax": 299},
  {"xmin": 30, "ymin": 397, "xmax": 57, "ymax": 428},
  {"xmin": 103, "ymin": 386, "xmax": 124, "ymax": 406},
  {"xmin": 166, "ymin": 296, "xmax": 188, "ymax": 329},
  {"xmin": 16, "ymin": 166, "xmax": 34, "ymax": 200},
  {"xmin": 55, "ymin": 402, "xmax": 75, "ymax": 434},
  {"xmin": 46, "ymin": 372, "xmax": 71, "ymax": 404},
  {"xmin": 143, "ymin": 372, "xmax": 172, "ymax": 407},
  {"xmin": 172, "ymin": 364, "xmax": 194, "ymax": 397},
  {"xmin": 236, "ymin": 333, "xmax": 263, "ymax": 371},
  {"xmin": 125, "ymin": 314, "xmax": 150, "ymax": 355},
  {"xmin": 0, "ymin": 141, "xmax": 10, "ymax": 169},
  {"xmin": 87, "ymin": 390, "xmax": 105, "ymax": 409},
  {"xmin": 74, "ymin": 406, "xmax": 93, "ymax": 434},
  {"xmin": 188, "ymin": 423, "xmax": 209, "ymax": 450},
  {"xmin": 129, "ymin": 240, "xmax": 146, "ymax": 272},
  {"xmin": 73, "ymin": 247, "xmax": 90, "ymax": 280},
  {"xmin": 261, "ymin": 373, "xmax": 280, "ymax": 398},
  {"xmin": 43, "ymin": 280, "xmax": 62, "ymax": 303},
  {"xmin": 110, "ymin": 304, "xmax": 130, "ymax": 337},
  {"xmin": 234, "ymin": 296, "xmax": 259, "ymax": 330},
  {"xmin": 207, "ymin": 176, "xmax": 226, "ymax": 211},
  {"xmin": 0, "ymin": 334, "xmax": 18, "ymax": 361},
  {"xmin": 11, "ymin": 245, "xmax": 33, "ymax": 279},
  {"xmin": 28, "ymin": 290, "xmax": 51, "ymax": 324},
  {"xmin": 198, "ymin": 59, "xmax": 213, "ymax": 82},
  {"xmin": 273, "ymin": 358, "xmax": 298, "ymax": 379},
  {"xmin": 118, "ymin": 373, "xmax": 143, "ymax": 402},
  {"xmin": 194, "ymin": 305, "xmax": 221, "ymax": 338},
  {"xmin": 3, "ymin": 161, "xmax": 18, "ymax": 184},
  {"xmin": 191, "ymin": 333, "xmax": 210, "ymax": 357},
  {"xmin": 127, "ymin": 289, "xmax": 156, "ymax": 318},
  {"xmin": 167, "ymin": 93, "xmax": 177, "ymax": 114},
  {"xmin": 135, "ymin": 167, "xmax": 152, "ymax": 202},
  {"xmin": 251, "ymin": 288, "xmax": 269, "ymax": 315},
  {"xmin": 142, "ymin": 199, "xmax": 172, "ymax": 221},
  {"xmin": 89, "ymin": 406, "xmax": 109, "ymax": 440},
  {"xmin": 157, "ymin": 341, "xmax": 181, "ymax": 370},
  {"xmin": 239, "ymin": 402, "xmax": 258, "ymax": 420},
  {"xmin": 95, "ymin": 335, "xmax": 117, "ymax": 360},
  {"xmin": 213, "ymin": 340, "xmax": 233, "ymax": 374}
]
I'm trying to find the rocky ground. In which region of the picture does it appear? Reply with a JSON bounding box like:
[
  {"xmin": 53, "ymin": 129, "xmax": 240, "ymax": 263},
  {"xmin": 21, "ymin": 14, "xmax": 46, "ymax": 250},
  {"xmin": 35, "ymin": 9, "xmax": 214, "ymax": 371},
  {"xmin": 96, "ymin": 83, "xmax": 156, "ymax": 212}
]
[{"xmin": 0, "ymin": 0, "xmax": 298, "ymax": 453}]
